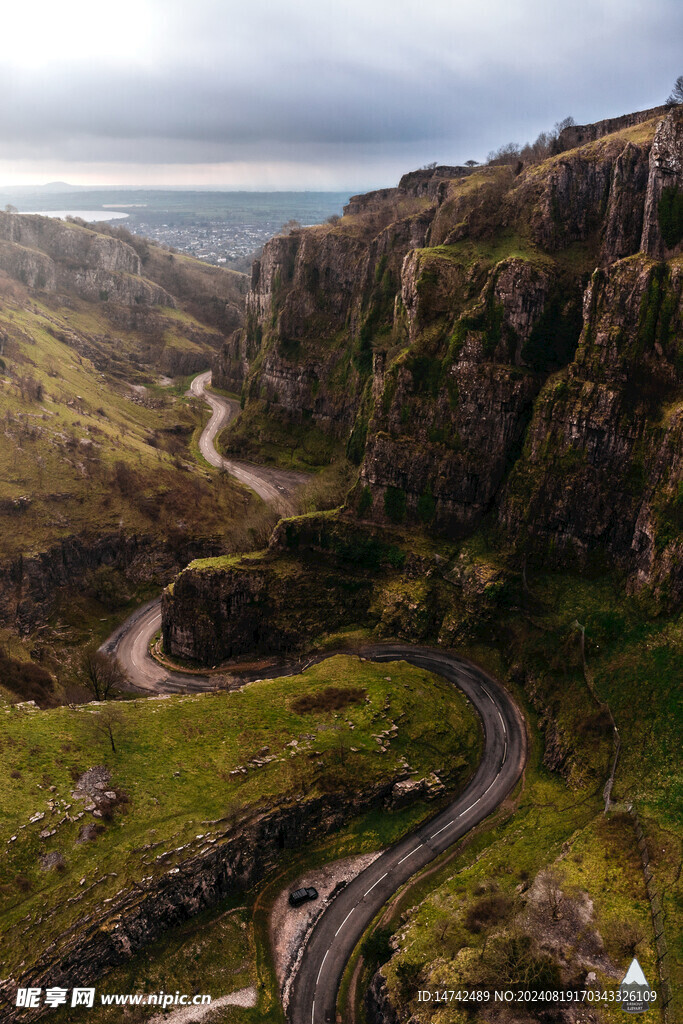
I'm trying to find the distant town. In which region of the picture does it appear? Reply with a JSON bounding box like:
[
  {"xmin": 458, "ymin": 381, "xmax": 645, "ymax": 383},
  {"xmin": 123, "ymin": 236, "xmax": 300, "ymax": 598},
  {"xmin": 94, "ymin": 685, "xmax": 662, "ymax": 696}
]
[
  {"xmin": 133, "ymin": 217, "xmax": 291, "ymax": 270},
  {"xmin": 0, "ymin": 187, "xmax": 354, "ymax": 273}
]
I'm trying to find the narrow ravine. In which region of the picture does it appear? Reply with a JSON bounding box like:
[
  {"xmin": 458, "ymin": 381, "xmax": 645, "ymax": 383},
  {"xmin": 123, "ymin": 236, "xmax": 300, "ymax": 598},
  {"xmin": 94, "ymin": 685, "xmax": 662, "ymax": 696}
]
[{"xmin": 104, "ymin": 374, "xmax": 527, "ymax": 1024}]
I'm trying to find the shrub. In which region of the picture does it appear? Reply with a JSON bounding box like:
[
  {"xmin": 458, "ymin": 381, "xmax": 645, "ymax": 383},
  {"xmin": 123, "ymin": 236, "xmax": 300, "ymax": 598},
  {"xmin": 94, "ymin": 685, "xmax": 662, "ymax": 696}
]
[
  {"xmin": 0, "ymin": 653, "xmax": 55, "ymax": 706},
  {"xmin": 605, "ymin": 919, "xmax": 646, "ymax": 958},
  {"xmin": 465, "ymin": 893, "xmax": 514, "ymax": 933},
  {"xmin": 384, "ymin": 485, "xmax": 406, "ymax": 524},
  {"xmin": 358, "ymin": 485, "xmax": 373, "ymax": 515},
  {"xmin": 291, "ymin": 686, "xmax": 366, "ymax": 714},
  {"xmin": 482, "ymin": 930, "xmax": 560, "ymax": 990},
  {"xmin": 416, "ymin": 486, "xmax": 436, "ymax": 524},
  {"xmin": 658, "ymin": 186, "xmax": 683, "ymax": 249},
  {"xmin": 361, "ymin": 927, "xmax": 394, "ymax": 971}
]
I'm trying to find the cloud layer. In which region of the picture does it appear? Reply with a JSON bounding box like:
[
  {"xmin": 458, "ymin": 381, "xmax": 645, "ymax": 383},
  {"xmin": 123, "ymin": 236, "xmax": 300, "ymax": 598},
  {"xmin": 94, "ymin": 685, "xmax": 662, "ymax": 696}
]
[{"xmin": 2, "ymin": 0, "xmax": 681, "ymax": 187}]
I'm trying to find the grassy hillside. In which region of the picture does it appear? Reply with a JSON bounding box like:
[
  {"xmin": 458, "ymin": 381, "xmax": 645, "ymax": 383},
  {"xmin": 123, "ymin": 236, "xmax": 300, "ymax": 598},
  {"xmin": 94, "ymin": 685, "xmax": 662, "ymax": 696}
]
[
  {"xmin": 0, "ymin": 286, "xmax": 255, "ymax": 560},
  {"xmin": 331, "ymin": 555, "xmax": 682, "ymax": 1023},
  {"xmin": 0, "ymin": 655, "xmax": 481, "ymax": 983}
]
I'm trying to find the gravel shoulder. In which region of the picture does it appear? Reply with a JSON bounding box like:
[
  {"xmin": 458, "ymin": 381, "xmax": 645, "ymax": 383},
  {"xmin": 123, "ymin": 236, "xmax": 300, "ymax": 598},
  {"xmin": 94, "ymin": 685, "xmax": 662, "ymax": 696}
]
[
  {"xmin": 148, "ymin": 987, "xmax": 258, "ymax": 1024},
  {"xmin": 270, "ymin": 851, "xmax": 384, "ymax": 1010}
]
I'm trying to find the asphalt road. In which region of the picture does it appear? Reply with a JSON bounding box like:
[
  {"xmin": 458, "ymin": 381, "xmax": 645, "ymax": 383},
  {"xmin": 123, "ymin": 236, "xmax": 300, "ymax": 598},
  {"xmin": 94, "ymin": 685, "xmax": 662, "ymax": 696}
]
[
  {"xmin": 190, "ymin": 370, "xmax": 308, "ymax": 513},
  {"xmin": 102, "ymin": 371, "xmax": 308, "ymax": 690},
  {"xmin": 105, "ymin": 375, "xmax": 527, "ymax": 1024},
  {"xmin": 288, "ymin": 643, "xmax": 526, "ymax": 1024}
]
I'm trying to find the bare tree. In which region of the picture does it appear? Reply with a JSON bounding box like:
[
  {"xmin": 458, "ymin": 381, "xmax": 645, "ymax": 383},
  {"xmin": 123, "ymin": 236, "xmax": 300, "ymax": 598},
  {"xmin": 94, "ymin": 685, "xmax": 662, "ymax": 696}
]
[
  {"xmin": 487, "ymin": 142, "xmax": 521, "ymax": 166},
  {"xmin": 668, "ymin": 75, "xmax": 683, "ymax": 105},
  {"xmin": 91, "ymin": 706, "xmax": 125, "ymax": 753},
  {"xmin": 536, "ymin": 869, "xmax": 564, "ymax": 922},
  {"xmin": 82, "ymin": 648, "xmax": 129, "ymax": 701},
  {"xmin": 553, "ymin": 115, "xmax": 576, "ymax": 135}
]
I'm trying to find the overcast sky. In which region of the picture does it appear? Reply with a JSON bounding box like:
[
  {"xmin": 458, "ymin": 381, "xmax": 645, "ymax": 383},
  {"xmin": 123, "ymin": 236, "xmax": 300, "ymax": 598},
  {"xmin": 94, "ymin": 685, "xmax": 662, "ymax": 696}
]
[{"xmin": 1, "ymin": 0, "xmax": 681, "ymax": 189}]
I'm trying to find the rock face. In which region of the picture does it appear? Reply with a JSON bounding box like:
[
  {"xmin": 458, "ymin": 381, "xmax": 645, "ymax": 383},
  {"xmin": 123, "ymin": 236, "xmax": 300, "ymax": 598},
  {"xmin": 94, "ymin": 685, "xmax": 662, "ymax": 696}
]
[
  {"xmin": 174, "ymin": 105, "xmax": 683, "ymax": 659},
  {"xmin": 366, "ymin": 971, "xmax": 400, "ymax": 1024},
  {"xmin": 0, "ymin": 212, "xmax": 175, "ymax": 306},
  {"xmin": 0, "ymin": 531, "xmax": 228, "ymax": 633},
  {"xmin": 162, "ymin": 517, "xmax": 386, "ymax": 663},
  {"xmin": 640, "ymin": 109, "xmax": 683, "ymax": 258},
  {"xmin": 499, "ymin": 255, "xmax": 683, "ymax": 601}
]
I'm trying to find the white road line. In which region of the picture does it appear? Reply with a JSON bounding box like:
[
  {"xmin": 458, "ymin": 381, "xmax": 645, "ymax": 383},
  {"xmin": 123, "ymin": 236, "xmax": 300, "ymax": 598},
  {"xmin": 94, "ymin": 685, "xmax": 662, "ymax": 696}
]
[
  {"xmin": 502, "ymin": 741, "xmax": 507, "ymax": 764},
  {"xmin": 316, "ymin": 949, "xmax": 329, "ymax": 985},
  {"xmin": 335, "ymin": 907, "xmax": 356, "ymax": 936},
  {"xmin": 363, "ymin": 872, "xmax": 388, "ymax": 897},
  {"xmin": 460, "ymin": 799, "xmax": 480, "ymax": 816},
  {"xmin": 311, "ymin": 1000, "xmax": 315, "ymax": 1024},
  {"xmin": 497, "ymin": 709, "xmax": 506, "ymax": 732},
  {"xmin": 430, "ymin": 819, "xmax": 454, "ymax": 839},
  {"xmin": 481, "ymin": 686, "xmax": 494, "ymax": 702},
  {"xmin": 484, "ymin": 778, "xmax": 497, "ymax": 796},
  {"xmin": 398, "ymin": 846, "xmax": 422, "ymax": 865}
]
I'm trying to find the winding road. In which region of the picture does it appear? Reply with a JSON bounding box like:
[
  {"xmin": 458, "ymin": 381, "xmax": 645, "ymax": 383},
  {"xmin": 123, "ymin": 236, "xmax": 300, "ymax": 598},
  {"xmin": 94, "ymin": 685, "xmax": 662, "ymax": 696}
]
[
  {"xmin": 190, "ymin": 371, "xmax": 308, "ymax": 512},
  {"xmin": 289, "ymin": 645, "xmax": 525, "ymax": 1024},
  {"xmin": 102, "ymin": 371, "xmax": 307, "ymax": 692},
  {"xmin": 106, "ymin": 372, "xmax": 527, "ymax": 1024}
]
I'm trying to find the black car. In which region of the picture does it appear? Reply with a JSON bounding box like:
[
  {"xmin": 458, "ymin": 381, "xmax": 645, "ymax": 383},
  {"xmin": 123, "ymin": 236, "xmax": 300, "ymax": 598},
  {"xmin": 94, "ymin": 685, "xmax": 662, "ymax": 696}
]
[{"xmin": 289, "ymin": 886, "xmax": 319, "ymax": 907}]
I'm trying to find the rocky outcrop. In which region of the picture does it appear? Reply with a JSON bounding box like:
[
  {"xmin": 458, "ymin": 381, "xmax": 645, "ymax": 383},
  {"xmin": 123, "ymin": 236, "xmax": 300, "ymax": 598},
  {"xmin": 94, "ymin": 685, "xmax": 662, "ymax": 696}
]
[
  {"xmin": 0, "ymin": 531, "xmax": 227, "ymax": 633},
  {"xmin": 555, "ymin": 105, "xmax": 669, "ymax": 151},
  {"xmin": 0, "ymin": 212, "xmax": 175, "ymax": 306},
  {"xmin": 640, "ymin": 107, "xmax": 683, "ymax": 258},
  {"xmin": 366, "ymin": 971, "xmax": 400, "ymax": 1024},
  {"xmin": 499, "ymin": 256, "xmax": 683, "ymax": 600},
  {"xmin": 162, "ymin": 518, "xmax": 386, "ymax": 663},
  {"xmin": 344, "ymin": 187, "xmax": 399, "ymax": 217}
]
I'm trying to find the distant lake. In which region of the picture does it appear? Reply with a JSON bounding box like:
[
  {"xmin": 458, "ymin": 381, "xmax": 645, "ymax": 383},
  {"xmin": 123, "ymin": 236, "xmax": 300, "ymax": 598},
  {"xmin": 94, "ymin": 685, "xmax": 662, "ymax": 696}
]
[{"xmin": 17, "ymin": 210, "xmax": 129, "ymax": 222}]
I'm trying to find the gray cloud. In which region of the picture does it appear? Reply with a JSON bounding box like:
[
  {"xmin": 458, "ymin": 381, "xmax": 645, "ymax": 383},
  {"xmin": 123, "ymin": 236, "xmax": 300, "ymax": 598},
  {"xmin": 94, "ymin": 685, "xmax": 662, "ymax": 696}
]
[{"xmin": 1, "ymin": 0, "xmax": 681, "ymax": 186}]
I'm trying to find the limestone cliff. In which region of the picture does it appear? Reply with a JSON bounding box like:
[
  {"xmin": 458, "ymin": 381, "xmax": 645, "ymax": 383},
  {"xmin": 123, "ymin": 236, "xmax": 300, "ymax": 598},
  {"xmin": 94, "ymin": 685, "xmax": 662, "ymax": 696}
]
[
  {"xmin": 0, "ymin": 212, "xmax": 175, "ymax": 306},
  {"xmin": 148, "ymin": 106, "xmax": 683, "ymax": 671},
  {"xmin": 210, "ymin": 106, "xmax": 682, "ymax": 597}
]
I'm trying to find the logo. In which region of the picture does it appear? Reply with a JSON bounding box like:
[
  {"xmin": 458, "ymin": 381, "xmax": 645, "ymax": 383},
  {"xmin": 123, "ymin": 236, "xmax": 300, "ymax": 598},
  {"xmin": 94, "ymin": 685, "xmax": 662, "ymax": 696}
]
[{"xmin": 618, "ymin": 959, "xmax": 652, "ymax": 1014}]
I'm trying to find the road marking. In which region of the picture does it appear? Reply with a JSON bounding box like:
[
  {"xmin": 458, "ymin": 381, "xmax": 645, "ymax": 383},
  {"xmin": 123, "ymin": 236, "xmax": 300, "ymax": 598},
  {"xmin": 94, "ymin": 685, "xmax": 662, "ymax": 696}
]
[
  {"xmin": 497, "ymin": 709, "xmax": 506, "ymax": 733},
  {"xmin": 316, "ymin": 949, "xmax": 329, "ymax": 985},
  {"xmin": 335, "ymin": 907, "xmax": 356, "ymax": 936},
  {"xmin": 398, "ymin": 846, "xmax": 422, "ymax": 864},
  {"xmin": 460, "ymin": 799, "xmax": 480, "ymax": 816},
  {"xmin": 363, "ymin": 872, "xmax": 388, "ymax": 897},
  {"xmin": 430, "ymin": 819, "xmax": 454, "ymax": 839},
  {"xmin": 311, "ymin": 1000, "xmax": 315, "ymax": 1024},
  {"xmin": 481, "ymin": 686, "xmax": 494, "ymax": 702},
  {"xmin": 484, "ymin": 778, "xmax": 496, "ymax": 796},
  {"xmin": 502, "ymin": 741, "xmax": 507, "ymax": 764}
]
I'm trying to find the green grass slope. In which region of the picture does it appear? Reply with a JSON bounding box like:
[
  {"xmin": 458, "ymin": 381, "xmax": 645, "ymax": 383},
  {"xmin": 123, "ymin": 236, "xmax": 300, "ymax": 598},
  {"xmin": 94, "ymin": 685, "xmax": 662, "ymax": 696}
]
[{"xmin": 0, "ymin": 655, "xmax": 481, "ymax": 982}]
